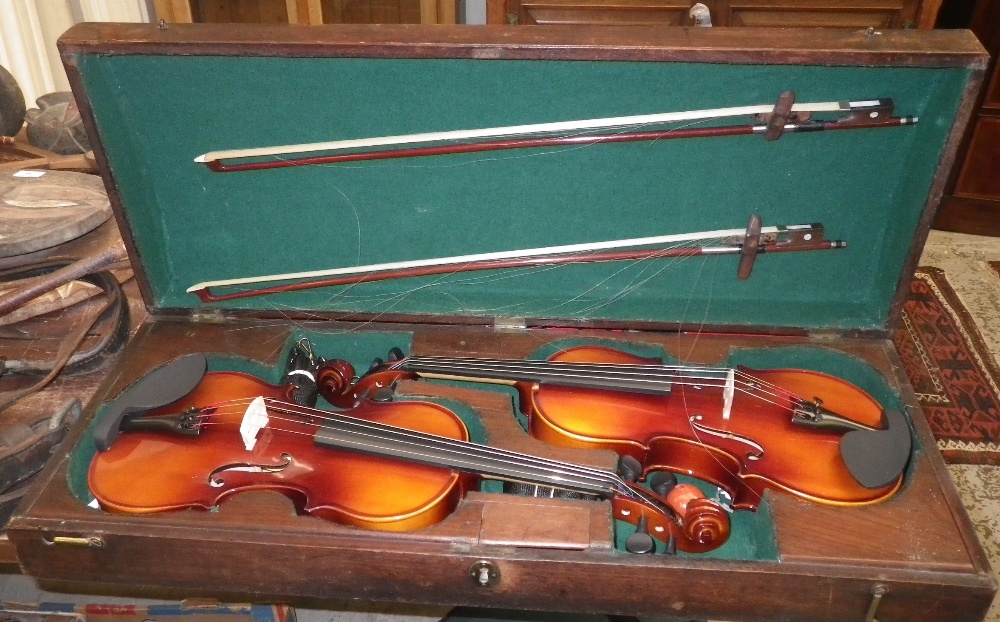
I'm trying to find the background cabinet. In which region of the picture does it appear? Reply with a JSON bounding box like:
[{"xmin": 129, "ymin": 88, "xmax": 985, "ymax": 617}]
[
  {"xmin": 488, "ymin": 0, "xmax": 932, "ymax": 27},
  {"xmin": 153, "ymin": 0, "xmax": 457, "ymax": 24},
  {"xmin": 934, "ymin": 0, "xmax": 1000, "ymax": 236}
]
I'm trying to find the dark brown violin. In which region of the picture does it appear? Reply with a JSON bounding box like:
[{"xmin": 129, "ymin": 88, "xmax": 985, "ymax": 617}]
[
  {"xmin": 317, "ymin": 345, "xmax": 912, "ymax": 511},
  {"xmin": 89, "ymin": 354, "xmax": 730, "ymax": 553}
]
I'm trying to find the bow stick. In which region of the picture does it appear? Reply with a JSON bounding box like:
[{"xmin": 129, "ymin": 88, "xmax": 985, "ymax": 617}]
[
  {"xmin": 187, "ymin": 218, "xmax": 846, "ymax": 303},
  {"xmin": 195, "ymin": 97, "xmax": 915, "ymax": 173}
]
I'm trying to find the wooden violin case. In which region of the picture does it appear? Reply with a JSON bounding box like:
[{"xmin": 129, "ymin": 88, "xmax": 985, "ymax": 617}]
[{"xmin": 7, "ymin": 22, "xmax": 997, "ymax": 622}]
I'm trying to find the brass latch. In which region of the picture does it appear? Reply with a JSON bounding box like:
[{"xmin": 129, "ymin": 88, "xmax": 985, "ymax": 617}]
[{"xmin": 44, "ymin": 535, "xmax": 105, "ymax": 548}]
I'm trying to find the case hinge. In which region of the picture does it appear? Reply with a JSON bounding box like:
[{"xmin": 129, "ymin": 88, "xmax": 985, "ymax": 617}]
[
  {"xmin": 493, "ymin": 316, "xmax": 526, "ymax": 331},
  {"xmin": 190, "ymin": 310, "xmax": 226, "ymax": 323},
  {"xmin": 808, "ymin": 329, "xmax": 845, "ymax": 341}
]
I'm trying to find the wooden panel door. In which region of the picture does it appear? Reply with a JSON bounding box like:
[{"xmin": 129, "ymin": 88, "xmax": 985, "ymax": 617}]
[
  {"xmin": 155, "ymin": 0, "xmax": 456, "ymax": 23},
  {"xmin": 933, "ymin": 0, "xmax": 1000, "ymax": 236},
  {"xmin": 498, "ymin": 0, "xmax": 693, "ymax": 25},
  {"xmin": 493, "ymin": 0, "xmax": 923, "ymax": 25},
  {"xmin": 723, "ymin": 0, "xmax": 919, "ymax": 27}
]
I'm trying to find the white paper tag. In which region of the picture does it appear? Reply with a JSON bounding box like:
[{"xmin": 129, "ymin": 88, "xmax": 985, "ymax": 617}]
[{"xmin": 13, "ymin": 170, "xmax": 46, "ymax": 178}]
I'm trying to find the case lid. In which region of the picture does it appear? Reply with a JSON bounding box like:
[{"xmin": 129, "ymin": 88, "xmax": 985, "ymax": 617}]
[{"xmin": 58, "ymin": 23, "xmax": 988, "ymax": 335}]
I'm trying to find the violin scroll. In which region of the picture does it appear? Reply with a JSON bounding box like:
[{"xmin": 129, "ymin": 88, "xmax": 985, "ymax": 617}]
[
  {"xmin": 615, "ymin": 482, "xmax": 730, "ymax": 553},
  {"xmin": 316, "ymin": 355, "xmax": 418, "ymax": 408},
  {"xmin": 676, "ymin": 495, "xmax": 732, "ymax": 547},
  {"xmin": 315, "ymin": 359, "xmax": 359, "ymax": 407}
]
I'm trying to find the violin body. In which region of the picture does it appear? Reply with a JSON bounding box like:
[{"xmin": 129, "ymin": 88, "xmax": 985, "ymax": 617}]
[
  {"xmin": 89, "ymin": 371, "xmax": 472, "ymax": 532},
  {"xmin": 319, "ymin": 345, "xmax": 904, "ymax": 511},
  {"xmin": 522, "ymin": 347, "xmax": 896, "ymax": 510}
]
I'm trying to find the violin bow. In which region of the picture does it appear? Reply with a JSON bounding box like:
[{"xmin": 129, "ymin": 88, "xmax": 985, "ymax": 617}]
[
  {"xmin": 195, "ymin": 94, "xmax": 916, "ymax": 173},
  {"xmin": 187, "ymin": 216, "xmax": 846, "ymax": 303}
]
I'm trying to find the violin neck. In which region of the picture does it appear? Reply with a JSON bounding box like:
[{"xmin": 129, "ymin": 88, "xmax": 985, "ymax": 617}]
[
  {"xmin": 399, "ymin": 356, "xmax": 726, "ymax": 394},
  {"xmin": 310, "ymin": 410, "xmax": 619, "ymax": 498}
]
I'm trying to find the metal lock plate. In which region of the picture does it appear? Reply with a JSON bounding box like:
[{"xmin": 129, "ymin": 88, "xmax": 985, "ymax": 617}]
[{"xmin": 468, "ymin": 560, "xmax": 500, "ymax": 587}]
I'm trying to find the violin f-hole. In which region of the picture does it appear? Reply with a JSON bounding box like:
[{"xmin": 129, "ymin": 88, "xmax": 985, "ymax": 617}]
[{"xmin": 208, "ymin": 453, "xmax": 294, "ymax": 488}]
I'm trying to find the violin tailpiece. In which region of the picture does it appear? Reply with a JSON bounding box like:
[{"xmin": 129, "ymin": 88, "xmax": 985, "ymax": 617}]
[
  {"xmin": 839, "ymin": 408, "xmax": 912, "ymax": 490},
  {"xmin": 92, "ymin": 353, "xmax": 207, "ymax": 452}
]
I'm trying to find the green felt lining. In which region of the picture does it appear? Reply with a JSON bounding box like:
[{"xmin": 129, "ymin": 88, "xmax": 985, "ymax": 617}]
[{"xmin": 73, "ymin": 52, "xmax": 971, "ymax": 331}]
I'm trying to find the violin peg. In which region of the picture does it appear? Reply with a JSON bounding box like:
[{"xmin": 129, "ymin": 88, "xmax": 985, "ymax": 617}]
[
  {"xmin": 369, "ymin": 357, "xmax": 384, "ymax": 371},
  {"xmin": 648, "ymin": 471, "xmax": 678, "ymax": 497},
  {"xmin": 387, "ymin": 347, "xmax": 405, "ymax": 362},
  {"xmin": 616, "ymin": 455, "xmax": 643, "ymax": 483},
  {"xmin": 624, "ymin": 515, "xmax": 656, "ymax": 555},
  {"xmin": 664, "ymin": 534, "xmax": 677, "ymax": 555}
]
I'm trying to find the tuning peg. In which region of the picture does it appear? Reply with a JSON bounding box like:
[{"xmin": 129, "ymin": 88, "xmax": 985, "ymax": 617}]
[
  {"xmin": 648, "ymin": 471, "xmax": 678, "ymax": 497},
  {"xmin": 387, "ymin": 347, "xmax": 405, "ymax": 362},
  {"xmin": 368, "ymin": 357, "xmax": 384, "ymax": 372},
  {"xmin": 624, "ymin": 515, "xmax": 656, "ymax": 555},
  {"xmin": 664, "ymin": 534, "xmax": 677, "ymax": 555},
  {"xmin": 616, "ymin": 455, "xmax": 643, "ymax": 482}
]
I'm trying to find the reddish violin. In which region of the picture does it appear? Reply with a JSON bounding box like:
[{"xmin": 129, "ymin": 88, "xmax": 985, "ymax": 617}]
[
  {"xmin": 317, "ymin": 345, "xmax": 912, "ymax": 511},
  {"xmin": 89, "ymin": 354, "xmax": 730, "ymax": 553}
]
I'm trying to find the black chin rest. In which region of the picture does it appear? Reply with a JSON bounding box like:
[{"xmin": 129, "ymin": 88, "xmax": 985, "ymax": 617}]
[
  {"xmin": 840, "ymin": 408, "xmax": 912, "ymax": 490},
  {"xmin": 92, "ymin": 353, "xmax": 208, "ymax": 452}
]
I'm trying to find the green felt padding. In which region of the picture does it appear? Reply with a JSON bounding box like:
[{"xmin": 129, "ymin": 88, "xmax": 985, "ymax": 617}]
[{"xmin": 75, "ymin": 53, "xmax": 970, "ymax": 331}]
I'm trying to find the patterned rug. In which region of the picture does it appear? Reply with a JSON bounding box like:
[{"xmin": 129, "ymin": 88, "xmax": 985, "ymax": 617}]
[{"xmin": 894, "ymin": 267, "xmax": 1000, "ymax": 464}]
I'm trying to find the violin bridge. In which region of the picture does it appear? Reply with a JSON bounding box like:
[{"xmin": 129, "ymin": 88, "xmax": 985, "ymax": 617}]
[
  {"xmin": 722, "ymin": 368, "xmax": 735, "ymax": 421},
  {"xmin": 240, "ymin": 396, "xmax": 269, "ymax": 451}
]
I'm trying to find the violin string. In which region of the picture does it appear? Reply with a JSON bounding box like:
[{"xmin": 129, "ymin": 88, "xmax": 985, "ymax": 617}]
[
  {"xmin": 210, "ymin": 401, "xmax": 620, "ymax": 482},
  {"xmin": 400, "ymin": 357, "xmax": 802, "ymax": 412},
  {"xmin": 679, "ymin": 246, "xmax": 771, "ymax": 506},
  {"xmin": 406, "ymin": 353, "xmax": 804, "ymax": 401},
  {"xmin": 568, "ymin": 243, "xmax": 707, "ymax": 316},
  {"xmin": 526, "ymin": 241, "xmax": 711, "ymax": 317},
  {"xmin": 191, "ymin": 401, "xmax": 644, "ymax": 502},
  {"xmin": 193, "ymin": 368, "xmax": 799, "ymax": 418}
]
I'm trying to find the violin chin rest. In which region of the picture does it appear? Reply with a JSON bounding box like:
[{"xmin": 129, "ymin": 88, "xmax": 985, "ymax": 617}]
[
  {"xmin": 92, "ymin": 353, "xmax": 208, "ymax": 452},
  {"xmin": 839, "ymin": 408, "xmax": 912, "ymax": 490}
]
